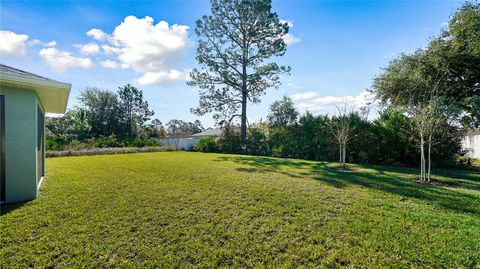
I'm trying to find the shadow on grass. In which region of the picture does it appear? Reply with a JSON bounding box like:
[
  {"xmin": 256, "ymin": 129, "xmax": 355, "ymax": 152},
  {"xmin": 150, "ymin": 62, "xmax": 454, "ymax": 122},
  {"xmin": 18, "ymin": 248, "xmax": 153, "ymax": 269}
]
[
  {"xmin": 216, "ymin": 155, "xmax": 480, "ymax": 215},
  {"xmin": 0, "ymin": 201, "xmax": 28, "ymax": 216}
]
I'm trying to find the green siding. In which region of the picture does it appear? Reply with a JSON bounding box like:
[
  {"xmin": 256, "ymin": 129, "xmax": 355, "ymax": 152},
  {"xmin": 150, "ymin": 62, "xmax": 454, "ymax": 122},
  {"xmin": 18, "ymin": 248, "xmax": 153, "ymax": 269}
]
[{"xmin": 1, "ymin": 86, "xmax": 39, "ymax": 203}]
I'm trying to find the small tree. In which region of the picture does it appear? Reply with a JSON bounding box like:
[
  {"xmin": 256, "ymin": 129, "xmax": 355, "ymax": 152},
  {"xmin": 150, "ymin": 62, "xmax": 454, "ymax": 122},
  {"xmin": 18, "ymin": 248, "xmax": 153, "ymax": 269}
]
[
  {"xmin": 78, "ymin": 87, "xmax": 121, "ymax": 137},
  {"xmin": 326, "ymin": 101, "xmax": 358, "ymax": 170},
  {"xmin": 118, "ymin": 84, "xmax": 154, "ymax": 136},
  {"xmin": 406, "ymin": 95, "xmax": 445, "ymax": 182},
  {"xmin": 267, "ymin": 95, "xmax": 299, "ymax": 127}
]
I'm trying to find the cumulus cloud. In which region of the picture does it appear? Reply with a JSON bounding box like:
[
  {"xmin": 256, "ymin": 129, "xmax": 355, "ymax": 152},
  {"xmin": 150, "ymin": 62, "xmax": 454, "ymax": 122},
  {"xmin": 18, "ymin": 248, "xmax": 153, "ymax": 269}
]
[
  {"xmin": 39, "ymin": 47, "xmax": 93, "ymax": 72},
  {"xmin": 28, "ymin": 39, "xmax": 57, "ymax": 47},
  {"xmin": 280, "ymin": 19, "xmax": 301, "ymax": 45},
  {"xmin": 86, "ymin": 16, "xmax": 190, "ymax": 86},
  {"xmin": 28, "ymin": 39, "xmax": 42, "ymax": 46},
  {"xmin": 100, "ymin": 59, "xmax": 120, "ymax": 69},
  {"xmin": 44, "ymin": 41, "xmax": 57, "ymax": 47},
  {"xmin": 75, "ymin": 42, "xmax": 100, "ymax": 55},
  {"xmin": 283, "ymin": 34, "xmax": 301, "ymax": 45},
  {"xmin": 291, "ymin": 91, "xmax": 376, "ymax": 115},
  {"xmin": 291, "ymin": 91, "xmax": 318, "ymax": 101},
  {"xmin": 86, "ymin": 28, "xmax": 108, "ymax": 41},
  {"xmin": 136, "ymin": 69, "xmax": 190, "ymax": 86},
  {"xmin": 0, "ymin": 30, "xmax": 29, "ymax": 57}
]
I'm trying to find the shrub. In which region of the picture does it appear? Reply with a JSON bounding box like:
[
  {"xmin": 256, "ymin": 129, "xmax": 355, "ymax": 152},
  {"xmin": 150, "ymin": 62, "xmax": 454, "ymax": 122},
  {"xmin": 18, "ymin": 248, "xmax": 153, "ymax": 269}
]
[
  {"xmin": 94, "ymin": 134, "xmax": 122, "ymax": 148},
  {"xmin": 194, "ymin": 136, "xmax": 218, "ymax": 152},
  {"xmin": 46, "ymin": 147, "xmax": 172, "ymax": 158}
]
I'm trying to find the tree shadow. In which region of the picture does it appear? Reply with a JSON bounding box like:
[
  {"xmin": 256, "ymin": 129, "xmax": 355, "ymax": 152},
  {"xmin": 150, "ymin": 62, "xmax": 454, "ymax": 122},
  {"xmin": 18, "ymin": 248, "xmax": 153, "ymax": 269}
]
[{"xmin": 216, "ymin": 155, "xmax": 480, "ymax": 215}]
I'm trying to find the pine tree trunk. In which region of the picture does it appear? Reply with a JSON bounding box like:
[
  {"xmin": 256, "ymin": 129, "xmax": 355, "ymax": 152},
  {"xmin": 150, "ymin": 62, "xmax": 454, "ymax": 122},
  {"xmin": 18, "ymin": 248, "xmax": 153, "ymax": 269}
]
[
  {"xmin": 240, "ymin": 53, "xmax": 248, "ymax": 150},
  {"xmin": 241, "ymin": 92, "xmax": 247, "ymax": 150}
]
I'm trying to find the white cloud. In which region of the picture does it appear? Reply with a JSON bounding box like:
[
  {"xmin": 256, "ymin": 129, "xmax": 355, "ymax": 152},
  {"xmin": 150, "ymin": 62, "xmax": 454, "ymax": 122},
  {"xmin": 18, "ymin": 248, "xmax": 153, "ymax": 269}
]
[
  {"xmin": 45, "ymin": 41, "xmax": 57, "ymax": 47},
  {"xmin": 283, "ymin": 34, "xmax": 301, "ymax": 45},
  {"xmin": 100, "ymin": 59, "xmax": 120, "ymax": 69},
  {"xmin": 298, "ymin": 102, "xmax": 324, "ymax": 113},
  {"xmin": 39, "ymin": 47, "xmax": 93, "ymax": 72},
  {"xmin": 101, "ymin": 44, "xmax": 121, "ymax": 55},
  {"xmin": 86, "ymin": 16, "xmax": 190, "ymax": 86},
  {"xmin": 280, "ymin": 19, "xmax": 301, "ymax": 45},
  {"xmin": 75, "ymin": 42, "xmax": 100, "ymax": 55},
  {"xmin": 136, "ymin": 69, "xmax": 190, "ymax": 86},
  {"xmin": 28, "ymin": 39, "xmax": 42, "ymax": 46},
  {"xmin": 291, "ymin": 91, "xmax": 318, "ymax": 101},
  {"xmin": 292, "ymin": 91, "xmax": 376, "ymax": 115},
  {"xmin": 28, "ymin": 39, "xmax": 57, "ymax": 47},
  {"xmin": 0, "ymin": 30, "xmax": 29, "ymax": 57},
  {"xmin": 86, "ymin": 28, "xmax": 108, "ymax": 41}
]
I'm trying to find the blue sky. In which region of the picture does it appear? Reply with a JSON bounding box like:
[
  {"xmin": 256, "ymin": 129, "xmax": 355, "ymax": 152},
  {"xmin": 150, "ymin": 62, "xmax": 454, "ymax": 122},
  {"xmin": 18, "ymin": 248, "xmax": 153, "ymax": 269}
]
[{"xmin": 0, "ymin": 0, "xmax": 459, "ymax": 127}]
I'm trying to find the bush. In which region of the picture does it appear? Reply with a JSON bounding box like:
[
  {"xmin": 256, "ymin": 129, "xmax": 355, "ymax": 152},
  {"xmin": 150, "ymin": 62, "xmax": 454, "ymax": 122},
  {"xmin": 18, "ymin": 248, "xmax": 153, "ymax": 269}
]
[
  {"xmin": 94, "ymin": 134, "xmax": 122, "ymax": 148},
  {"xmin": 194, "ymin": 136, "xmax": 218, "ymax": 152}
]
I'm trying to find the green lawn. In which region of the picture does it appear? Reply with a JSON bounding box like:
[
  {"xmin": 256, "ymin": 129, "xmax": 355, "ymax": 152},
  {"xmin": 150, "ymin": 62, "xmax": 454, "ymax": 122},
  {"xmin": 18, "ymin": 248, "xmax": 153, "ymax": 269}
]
[{"xmin": 1, "ymin": 152, "xmax": 479, "ymax": 268}]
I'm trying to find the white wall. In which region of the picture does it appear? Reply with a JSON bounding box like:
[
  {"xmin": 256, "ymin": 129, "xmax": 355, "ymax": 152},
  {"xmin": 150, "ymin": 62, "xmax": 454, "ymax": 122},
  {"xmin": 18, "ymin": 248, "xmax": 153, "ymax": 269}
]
[
  {"xmin": 160, "ymin": 137, "xmax": 199, "ymax": 150},
  {"xmin": 462, "ymin": 134, "xmax": 480, "ymax": 159}
]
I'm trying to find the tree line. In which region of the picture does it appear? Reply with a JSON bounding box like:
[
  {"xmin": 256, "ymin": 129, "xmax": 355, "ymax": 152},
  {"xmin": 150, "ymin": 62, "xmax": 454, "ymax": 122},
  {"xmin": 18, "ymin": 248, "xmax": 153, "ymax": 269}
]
[
  {"xmin": 194, "ymin": 96, "xmax": 466, "ymax": 169},
  {"xmin": 193, "ymin": 0, "xmax": 479, "ymax": 178},
  {"xmin": 46, "ymin": 0, "xmax": 478, "ymax": 178},
  {"xmin": 46, "ymin": 85, "xmax": 204, "ymax": 150}
]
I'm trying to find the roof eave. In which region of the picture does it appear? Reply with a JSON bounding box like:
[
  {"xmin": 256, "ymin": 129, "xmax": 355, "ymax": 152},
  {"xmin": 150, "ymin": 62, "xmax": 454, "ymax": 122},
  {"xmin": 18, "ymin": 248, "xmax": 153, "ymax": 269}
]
[{"xmin": 0, "ymin": 71, "xmax": 71, "ymax": 114}]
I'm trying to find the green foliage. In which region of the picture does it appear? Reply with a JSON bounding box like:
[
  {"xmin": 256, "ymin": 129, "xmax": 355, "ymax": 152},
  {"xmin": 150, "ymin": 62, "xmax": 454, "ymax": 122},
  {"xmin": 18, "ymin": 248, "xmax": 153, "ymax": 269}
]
[
  {"xmin": 267, "ymin": 95, "xmax": 298, "ymax": 127},
  {"xmin": 78, "ymin": 87, "xmax": 121, "ymax": 137},
  {"xmin": 246, "ymin": 123, "xmax": 271, "ymax": 156},
  {"xmin": 166, "ymin": 119, "xmax": 204, "ymax": 136},
  {"xmin": 93, "ymin": 134, "xmax": 122, "ymax": 148},
  {"xmin": 369, "ymin": 107, "xmax": 416, "ymax": 165},
  {"xmin": 195, "ymin": 106, "xmax": 468, "ymax": 168},
  {"xmin": 216, "ymin": 125, "xmax": 242, "ymax": 153},
  {"xmin": 194, "ymin": 136, "xmax": 218, "ymax": 152},
  {"xmin": 118, "ymin": 84, "xmax": 155, "ymax": 135},
  {"xmin": 1, "ymin": 152, "xmax": 479, "ymax": 267},
  {"xmin": 189, "ymin": 0, "xmax": 291, "ymax": 145},
  {"xmin": 46, "ymin": 85, "xmax": 167, "ymax": 150},
  {"xmin": 373, "ymin": 2, "xmax": 480, "ymax": 128}
]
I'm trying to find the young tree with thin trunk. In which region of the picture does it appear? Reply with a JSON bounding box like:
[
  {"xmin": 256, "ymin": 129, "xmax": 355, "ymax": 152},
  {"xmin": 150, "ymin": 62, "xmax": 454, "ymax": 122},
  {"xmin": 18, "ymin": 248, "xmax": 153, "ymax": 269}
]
[
  {"xmin": 374, "ymin": 49, "xmax": 448, "ymax": 182},
  {"xmin": 188, "ymin": 0, "xmax": 291, "ymax": 149},
  {"xmin": 406, "ymin": 92, "xmax": 445, "ymax": 182},
  {"xmin": 326, "ymin": 101, "xmax": 357, "ymax": 170}
]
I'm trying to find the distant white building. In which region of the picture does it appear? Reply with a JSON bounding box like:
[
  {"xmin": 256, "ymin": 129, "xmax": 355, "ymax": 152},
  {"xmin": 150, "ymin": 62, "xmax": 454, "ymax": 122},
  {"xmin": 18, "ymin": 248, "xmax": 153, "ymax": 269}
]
[
  {"xmin": 160, "ymin": 128, "xmax": 223, "ymax": 150},
  {"xmin": 462, "ymin": 130, "xmax": 480, "ymax": 159},
  {"xmin": 191, "ymin": 128, "xmax": 222, "ymax": 138}
]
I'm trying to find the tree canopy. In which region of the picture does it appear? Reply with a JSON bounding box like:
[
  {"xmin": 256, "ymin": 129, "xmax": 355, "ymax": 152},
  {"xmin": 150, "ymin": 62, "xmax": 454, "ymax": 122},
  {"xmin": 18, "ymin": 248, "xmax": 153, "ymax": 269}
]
[
  {"xmin": 373, "ymin": 1, "xmax": 480, "ymax": 128},
  {"xmin": 189, "ymin": 0, "xmax": 291, "ymax": 147}
]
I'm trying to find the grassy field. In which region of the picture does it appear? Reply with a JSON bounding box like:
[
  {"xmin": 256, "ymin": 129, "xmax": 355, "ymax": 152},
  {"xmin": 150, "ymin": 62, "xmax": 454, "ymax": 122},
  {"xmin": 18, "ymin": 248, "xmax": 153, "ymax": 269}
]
[{"xmin": 1, "ymin": 152, "xmax": 479, "ymax": 268}]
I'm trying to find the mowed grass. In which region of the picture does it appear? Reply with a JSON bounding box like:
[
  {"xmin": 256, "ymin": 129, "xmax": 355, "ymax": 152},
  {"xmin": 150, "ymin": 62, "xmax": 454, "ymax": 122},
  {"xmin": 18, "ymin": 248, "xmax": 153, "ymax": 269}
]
[{"xmin": 1, "ymin": 152, "xmax": 479, "ymax": 268}]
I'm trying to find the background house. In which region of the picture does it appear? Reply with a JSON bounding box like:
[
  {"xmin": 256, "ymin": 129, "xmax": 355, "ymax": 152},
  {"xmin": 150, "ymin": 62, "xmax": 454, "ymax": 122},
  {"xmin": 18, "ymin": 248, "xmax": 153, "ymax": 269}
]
[
  {"xmin": 160, "ymin": 128, "xmax": 223, "ymax": 150},
  {"xmin": 191, "ymin": 128, "xmax": 222, "ymax": 139},
  {"xmin": 462, "ymin": 130, "xmax": 480, "ymax": 159},
  {"xmin": 0, "ymin": 64, "xmax": 71, "ymax": 203}
]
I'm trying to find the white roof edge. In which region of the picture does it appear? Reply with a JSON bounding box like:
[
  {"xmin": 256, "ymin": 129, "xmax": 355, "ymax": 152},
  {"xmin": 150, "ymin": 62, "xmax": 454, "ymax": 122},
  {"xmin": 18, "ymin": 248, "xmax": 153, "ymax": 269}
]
[
  {"xmin": 0, "ymin": 71, "xmax": 71, "ymax": 90},
  {"xmin": 0, "ymin": 71, "xmax": 71, "ymax": 114}
]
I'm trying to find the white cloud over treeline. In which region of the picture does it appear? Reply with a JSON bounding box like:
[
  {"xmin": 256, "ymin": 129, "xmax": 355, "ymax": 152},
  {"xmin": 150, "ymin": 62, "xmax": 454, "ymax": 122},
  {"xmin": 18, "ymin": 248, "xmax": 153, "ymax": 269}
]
[{"xmin": 84, "ymin": 16, "xmax": 191, "ymax": 86}]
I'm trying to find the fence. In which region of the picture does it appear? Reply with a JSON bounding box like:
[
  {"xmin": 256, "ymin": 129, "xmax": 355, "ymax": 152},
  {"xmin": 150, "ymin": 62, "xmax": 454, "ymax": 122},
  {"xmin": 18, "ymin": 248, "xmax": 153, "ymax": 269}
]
[
  {"xmin": 160, "ymin": 137, "xmax": 199, "ymax": 150},
  {"xmin": 462, "ymin": 133, "xmax": 480, "ymax": 159}
]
